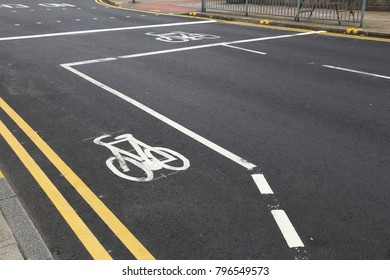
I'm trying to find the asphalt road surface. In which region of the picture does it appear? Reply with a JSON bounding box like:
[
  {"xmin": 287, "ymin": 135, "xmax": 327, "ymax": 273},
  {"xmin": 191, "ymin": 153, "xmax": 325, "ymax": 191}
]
[{"xmin": 0, "ymin": 0, "xmax": 389, "ymax": 260}]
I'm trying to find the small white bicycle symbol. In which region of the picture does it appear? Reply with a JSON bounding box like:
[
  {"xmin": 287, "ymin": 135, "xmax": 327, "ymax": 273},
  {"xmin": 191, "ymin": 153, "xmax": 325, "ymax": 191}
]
[
  {"xmin": 94, "ymin": 134, "xmax": 190, "ymax": 182},
  {"xmin": 145, "ymin": 31, "xmax": 220, "ymax": 43}
]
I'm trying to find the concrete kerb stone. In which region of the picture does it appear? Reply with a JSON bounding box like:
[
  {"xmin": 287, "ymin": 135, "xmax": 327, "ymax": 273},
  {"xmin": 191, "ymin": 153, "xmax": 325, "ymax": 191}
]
[{"xmin": 0, "ymin": 175, "xmax": 53, "ymax": 260}]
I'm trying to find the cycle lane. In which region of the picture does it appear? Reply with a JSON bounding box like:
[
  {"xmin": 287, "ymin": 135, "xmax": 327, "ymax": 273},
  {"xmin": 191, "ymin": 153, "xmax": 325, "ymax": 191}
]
[
  {"xmin": 70, "ymin": 38, "xmax": 390, "ymax": 260},
  {"xmin": 0, "ymin": 18, "xmax": 308, "ymax": 259},
  {"xmin": 2, "ymin": 6, "xmax": 388, "ymax": 259}
]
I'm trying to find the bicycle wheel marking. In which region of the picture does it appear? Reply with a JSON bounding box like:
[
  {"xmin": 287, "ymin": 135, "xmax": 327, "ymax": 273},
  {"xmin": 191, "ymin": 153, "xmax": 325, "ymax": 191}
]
[
  {"xmin": 145, "ymin": 31, "xmax": 220, "ymax": 43},
  {"xmin": 94, "ymin": 133, "xmax": 190, "ymax": 182}
]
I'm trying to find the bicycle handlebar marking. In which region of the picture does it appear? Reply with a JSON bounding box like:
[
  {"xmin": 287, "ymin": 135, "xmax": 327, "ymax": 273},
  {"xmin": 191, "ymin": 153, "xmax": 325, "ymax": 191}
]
[{"xmin": 94, "ymin": 134, "xmax": 190, "ymax": 182}]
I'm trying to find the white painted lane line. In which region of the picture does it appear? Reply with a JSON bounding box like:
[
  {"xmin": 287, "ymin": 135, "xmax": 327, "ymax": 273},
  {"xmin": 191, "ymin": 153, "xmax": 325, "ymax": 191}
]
[
  {"xmin": 76, "ymin": 19, "xmax": 81, "ymax": 21},
  {"xmin": 57, "ymin": 21, "xmax": 62, "ymax": 23},
  {"xmin": 61, "ymin": 65, "xmax": 257, "ymax": 170},
  {"xmin": 271, "ymin": 210, "xmax": 304, "ymax": 248},
  {"xmin": 223, "ymin": 44, "xmax": 267, "ymax": 55},
  {"xmin": 36, "ymin": 22, "xmax": 42, "ymax": 25},
  {"xmin": 252, "ymin": 174, "xmax": 274, "ymax": 194},
  {"xmin": 66, "ymin": 31, "xmax": 323, "ymax": 67},
  {"xmin": 323, "ymin": 65, "xmax": 390, "ymax": 80},
  {"xmin": 0, "ymin": 21, "xmax": 216, "ymax": 42}
]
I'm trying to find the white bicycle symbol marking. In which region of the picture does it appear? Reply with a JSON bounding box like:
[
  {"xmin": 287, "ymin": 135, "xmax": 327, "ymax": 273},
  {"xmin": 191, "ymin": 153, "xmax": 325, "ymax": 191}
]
[
  {"xmin": 94, "ymin": 134, "xmax": 190, "ymax": 182},
  {"xmin": 145, "ymin": 31, "xmax": 220, "ymax": 43}
]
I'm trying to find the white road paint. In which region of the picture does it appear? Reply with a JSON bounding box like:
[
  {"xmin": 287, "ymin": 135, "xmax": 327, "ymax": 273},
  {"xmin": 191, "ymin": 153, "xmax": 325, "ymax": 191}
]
[
  {"xmin": 323, "ymin": 65, "xmax": 390, "ymax": 80},
  {"xmin": 66, "ymin": 31, "xmax": 324, "ymax": 67},
  {"xmin": 61, "ymin": 29, "xmax": 323, "ymax": 256},
  {"xmin": 61, "ymin": 64, "xmax": 257, "ymax": 170},
  {"xmin": 252, "ymin": 174, "xmax": 274, "ymax": 194},
  {"xmin": 271, "ymin": 210, "xmax": 304, "ymax": 248},
  {"xmin": 146, "ymin": 31, "xmax": 220, "ymax": 43},
  {"xmin": 39, "ymin": 3, "xmax": 75, "ymax": 8},
  {"xmin": 0, "ymin": 21, "xmax": 216, "ymax": 42},
  {"xmin": 223, "ymin": 44, "xmax": 267, "ymax": 55},
  {"xmin": 94, "ymin": 134, "xmax": 190, "ymax": 182},
  {"xmin": 0, "ymin": 4, "xmax": 28, "ymax": 8}
]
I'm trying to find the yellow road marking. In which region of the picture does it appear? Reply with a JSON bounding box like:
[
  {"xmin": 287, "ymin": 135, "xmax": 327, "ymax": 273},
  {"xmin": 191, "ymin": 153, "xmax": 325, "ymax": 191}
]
[
  {"xmin": 96, "ymin": 0, "xmax": 390, "ymax": 43},
  {"xmin": 0, "ymin": 171, "xmax": 4, "ymax": 178},
  {"xmin": 0, "ymin": 121, "xmax": 112, "ymax": 260},
  {"xmin": 0, "ymin": 98, "xmax": 155, "ymax": 260}
]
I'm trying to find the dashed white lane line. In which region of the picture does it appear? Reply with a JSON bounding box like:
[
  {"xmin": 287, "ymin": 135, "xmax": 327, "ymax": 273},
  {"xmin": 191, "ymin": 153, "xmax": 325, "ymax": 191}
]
[
  {"xmin": 322, "ymin": 65, "xmax": 390, "ymax": 80},
  {"xmin": 36, "ymin": 22, "xmax": 42, "ymax": 25},
  {"xmin": 109, "ymin": 17, "xmax": 115, "ymax": 19},
  {"xmin": 93, "ymin": 18, "xmax": 98, "ymax": 20},
  {"xmin": 76, "ymin": 19, "xmax": 81, "ymax": 21},
  {"xmin": 252, "ymin": 174, "xmax": 274, "ymax": 194},
  {"xmin": 126, "ymin": 16, "xmax": 131, "ymax": 18},
  {"xmin": 223, "ymin": 44, "xmax": 267, "ymax": 55},
  {"xmin": 30, "ymin": 9, "xmax": 35, "ymax": 11},
  {"xmin": 14, "ymin": 24, "xmax": 20, "ymax": 27},
  {"xmin": 271, "ymin": 210, "xmax": 304, "ymax": 248},
  {"xmin": 56, "ymin": 21, "xmax": 62, "ymax": 23},
  {"xmin": 0, "ymin": 21, "xmax": 216, "ymax": 42}
]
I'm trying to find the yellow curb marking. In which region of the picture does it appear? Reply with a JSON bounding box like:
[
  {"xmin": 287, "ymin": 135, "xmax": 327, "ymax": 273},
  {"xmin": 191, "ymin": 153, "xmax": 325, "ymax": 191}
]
[
  {"xmin": 0, "ymin": 121, "xmax": 112, "ymax": 260},
  {"xmin": 260, "ymin": 20, "xmax": 271, "ymax": 25},
  {"xmin": 0, "ymin": 171, "xmax": 4, "ymax": 178},
  {"xmin": 346, "ymin": 28, "xmax": 360, "ymax": 35}
]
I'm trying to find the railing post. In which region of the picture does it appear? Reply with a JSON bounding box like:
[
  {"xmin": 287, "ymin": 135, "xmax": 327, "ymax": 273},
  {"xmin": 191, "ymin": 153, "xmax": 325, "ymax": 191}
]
[
  {"xmin": 201, "ymin": 0, "xmax": 206, "ymax": 12},
  {"xmin": 296, "ymin": 0, "xmax": 301, "ymax": 22},
  {"xmin": 246, "ymin": 0, "xmax": 249, "ymax": 16},
  {"xmin": 360, "ymin": 0, "xmax": 366, "ymax": 27}
]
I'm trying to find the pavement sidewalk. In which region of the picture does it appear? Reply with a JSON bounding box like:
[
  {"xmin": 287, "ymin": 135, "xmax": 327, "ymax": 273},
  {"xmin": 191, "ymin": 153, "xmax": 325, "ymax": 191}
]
[
  {"xmin": 107, "ymin": 0, "xmax": 390, "ymax": 38},
  {"xmin": 0, "ymin": 171, "xmax": 52, "ymax": 260}
]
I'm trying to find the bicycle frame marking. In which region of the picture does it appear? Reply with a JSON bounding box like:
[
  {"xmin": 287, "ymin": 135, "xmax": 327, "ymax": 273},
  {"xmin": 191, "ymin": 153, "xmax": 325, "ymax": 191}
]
[
  {"xmin": 94, "ymin": 133, "xmax": 190, "ymax": 182},
  {"xmin": 145, "ymin": 31, "xmax": 220, "ymax": 43}
]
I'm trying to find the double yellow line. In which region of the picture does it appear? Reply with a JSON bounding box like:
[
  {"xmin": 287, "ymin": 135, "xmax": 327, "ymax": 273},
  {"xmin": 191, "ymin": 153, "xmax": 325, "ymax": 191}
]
[{"xmin": 0, "ymin": 97, "xmax": 155, "ymax": 260}]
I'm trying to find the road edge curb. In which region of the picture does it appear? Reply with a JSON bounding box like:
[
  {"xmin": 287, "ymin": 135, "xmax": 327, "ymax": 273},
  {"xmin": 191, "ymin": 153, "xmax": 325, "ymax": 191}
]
[{"xmin": 0, "ymin": 173, "xmax": 53, "ymax": 260}]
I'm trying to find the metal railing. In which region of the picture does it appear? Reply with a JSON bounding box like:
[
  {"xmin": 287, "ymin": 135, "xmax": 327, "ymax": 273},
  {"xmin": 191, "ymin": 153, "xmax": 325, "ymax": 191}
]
[{"xmin": 202, "ymin": 0, "xmax": 366, "ymax": 26}]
